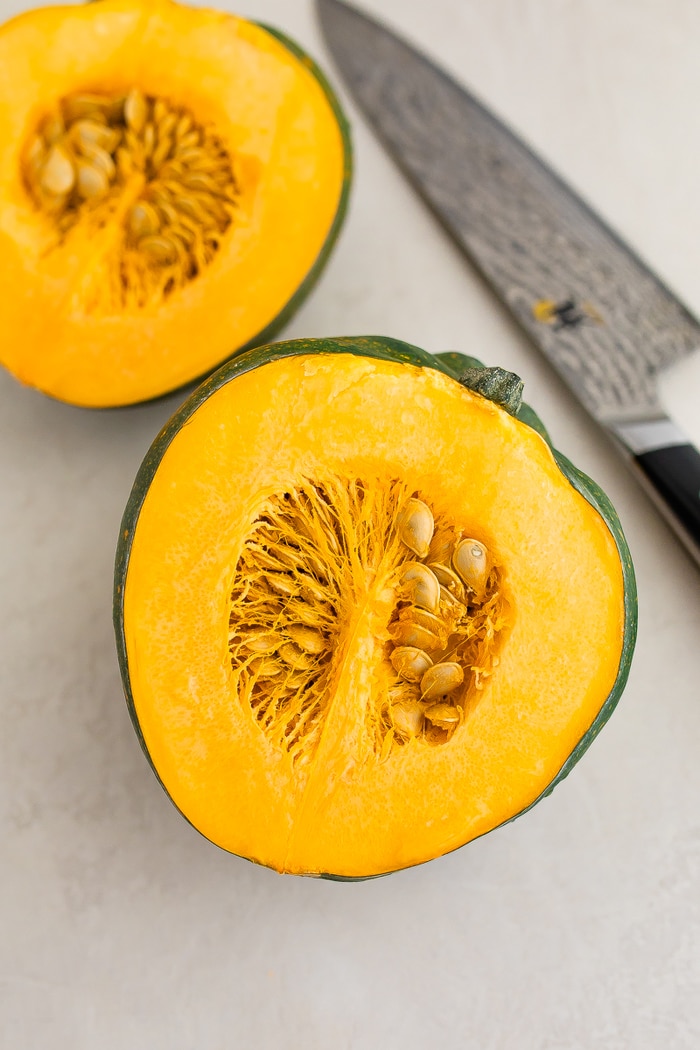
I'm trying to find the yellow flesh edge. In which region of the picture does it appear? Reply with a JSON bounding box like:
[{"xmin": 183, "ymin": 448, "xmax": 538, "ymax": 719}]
[
  {"xmin": 123, "ymin": 354, "xmax": 625, "ymax": 877},
  {"xmin": 0, "ymin": 0, "xmax": 346, "ymax": 405}
]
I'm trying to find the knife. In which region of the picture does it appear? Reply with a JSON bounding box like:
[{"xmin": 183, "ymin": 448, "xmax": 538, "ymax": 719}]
[{"xmin": 317, "ymin": 0, "xmax": 700, "ymax": 567}]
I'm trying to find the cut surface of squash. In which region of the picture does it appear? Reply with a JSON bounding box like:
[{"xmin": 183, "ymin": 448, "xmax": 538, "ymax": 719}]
[
  {"xmin": 115, "ymin": 337, "xmax": 636, "ymax": 878},
  {"xmin": 0, "ymin": 0, "xmax": 350, "ymax": 406}
]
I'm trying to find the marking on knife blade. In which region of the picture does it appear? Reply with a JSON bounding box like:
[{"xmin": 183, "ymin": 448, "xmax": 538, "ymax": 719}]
[{"xmin": 532, "ymin": 298, "xmax": 603, "ymax": 330}]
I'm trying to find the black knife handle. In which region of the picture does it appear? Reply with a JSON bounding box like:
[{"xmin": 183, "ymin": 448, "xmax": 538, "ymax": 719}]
[
  {"xmin": 633, "ymin": 442, "xmax": 700, "ymax": 564},
  {"xmin": 612, "ymin": 416, "xmax": 700, "ymax": 566}
]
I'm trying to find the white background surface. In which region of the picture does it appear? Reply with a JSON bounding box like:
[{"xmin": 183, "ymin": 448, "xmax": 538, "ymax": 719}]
[{"xmin": 1, "ymin": 0, "xmax": 700, "ymax": 1047}]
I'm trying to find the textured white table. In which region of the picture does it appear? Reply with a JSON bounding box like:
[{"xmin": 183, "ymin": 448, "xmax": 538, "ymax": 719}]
[{"xmin": 1, "ymin": 1, "xmax": 699, "ymax": 1047}]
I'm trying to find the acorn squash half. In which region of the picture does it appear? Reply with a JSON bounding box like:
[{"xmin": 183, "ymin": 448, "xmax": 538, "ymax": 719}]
[
  {"xmin": 0, "ymin": 0, "xmax": 350, "ymax": 406},
  {"xmin": 114, "ymin": 337, "xmax": 637, "ymax": 878}
]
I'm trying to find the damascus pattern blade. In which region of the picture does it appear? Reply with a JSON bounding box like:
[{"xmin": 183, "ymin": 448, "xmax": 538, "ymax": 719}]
[{"xmin": 317, "ymin": 0, "xmax": 700, "ymax": 424}]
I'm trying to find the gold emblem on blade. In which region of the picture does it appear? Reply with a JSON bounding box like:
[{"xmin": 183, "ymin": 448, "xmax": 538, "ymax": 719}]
[{"xmin": 532, "ymin": 298, "xmax": 603, "ymax": 330}]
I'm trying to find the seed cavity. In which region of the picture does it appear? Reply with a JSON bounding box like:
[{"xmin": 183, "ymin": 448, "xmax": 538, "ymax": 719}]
[
  {"xmin": 23, "ymin": 87, "xmax": 238, "ymax": 310},
  {"xmin": 228, "ymin": 477, "xmax": 507, "ymax": 768}
]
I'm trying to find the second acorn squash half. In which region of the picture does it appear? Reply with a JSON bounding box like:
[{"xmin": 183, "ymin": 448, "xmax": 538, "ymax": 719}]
[
  {"xmin": 115, "ymin": 337, "xmax": 637, "ymax": 879},
  {"xmin": 0, "ymin": 0, "xmax": 350, "ymax": 406}
]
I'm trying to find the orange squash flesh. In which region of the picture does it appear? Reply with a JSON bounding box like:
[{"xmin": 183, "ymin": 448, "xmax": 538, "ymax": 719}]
[
  {"xmin": 0, "ymin": 0, "xmax": 348, "ymax": 406},
  {"xmin": 121, "ymin": 352, "xmax": 625, "ymax": 877}
]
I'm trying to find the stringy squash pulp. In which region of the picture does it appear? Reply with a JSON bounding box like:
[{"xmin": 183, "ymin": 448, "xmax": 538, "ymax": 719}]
[
  {"xmin": 0, "ymin": 0, "xmax": 349, "ymax": 405},
  {"xmin": 115, "ymin": 340, "xmax": 634, "ymax": 878}
]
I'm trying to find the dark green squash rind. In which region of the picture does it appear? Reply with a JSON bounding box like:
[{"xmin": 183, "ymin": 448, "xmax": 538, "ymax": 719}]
[{"xmin": 114, "ymin": 335, "xmax": 637, "ymax": 878}]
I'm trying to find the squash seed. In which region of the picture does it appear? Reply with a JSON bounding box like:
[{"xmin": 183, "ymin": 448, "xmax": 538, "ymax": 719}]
[
  {"xmin": 420, "ymin": 662, "xmax": 464, "ymax": 700},
  {"xmin": 157, "ymin": 110, "xmax": 178, "ymax": 139},
  {"xmin": 266, "ymin": 574, "xmax": 298, "ymax": 598},
  {"xmin": 175, "ymin": 114, "xmax": 193, "ymax": 138},
  {"xmin": 138, "ymin": 235, "xmax": 179, "ymax": 265},
  {"xmin": 178, "ymin": 129, "xmax": 201, "ymax": 150},
  {"xmin": 398, "ymin": 605, "xmax": 447, "ymax": 639},
  {"xmin": 180, "ymin": 170, "xmax": 220, "ymax": 194},
  {"xmin": 61, "ymin": 94, "xmax": 102, "ymax": 122},
  {"xmin": 243, "ymin": 632, "xmax": 282, "ymax": 653},
  {"xmin": 428, "ymin": 562, "xmax": 466, "ymax": 600},
  {"xmin": 397, "ymin": 497, "xmax": 434, "ymax": 558},
  {"xmin": 390, "ymin": 646, "xmax": 433, "ymax": 682},
  {"xmin": 391, "ymin": 700, "xmax": 425, "ymax": 740},
  {"xmin": 170, "ymin": 222, "xmax": 196, "ymax": 248},
  {"xmin": 175, "ymin": 194, "xmax": 215, "ymax": 224},
  {"xmin": 40, "ymin": 144, "xmax": 75, "ymax": 195},
  {"xmin": 424, "ymin": 702, "xmax": 460, "ymax": 730},
  {"xmin": 151, "ymin": 134, "xmax": 173, "ymax": 170},
  {"xmin": 398, "ymin": 562, "xmax": 440, "ymax": 612},
  {"xmin": 142, "ymin": 121, "xmax": 156, "ymax": 159},
  {"xmin": 166, "ymin": 232, "xmax": 191, "ymax": 264},
  {"xmin": 278, "ymin": 642, "xmax": 316, "ymax": 671},
  {"xmin": 390, "ymin": 620, "xmax": 443, "ymax": 651},
  {"xmin": 286, "ymin": 625, "xmax": 326, "ymax": 654},
  {"xmin": 299, "ymin": 577, "xmax": 328, "ymax": 604},
  {"xmin": 72, "ymin": 119, "xmax": 120, "ymax": 154},
  {"xmin": 128, "ymin": 200, "xmax": 160, "ymax": 239},
  {"xmin": 288, "ymin": 598, "xmax": 334, "ymax": 627},
  {"xmin": 182, "ymin": 151, "xmax": 224, "ymax": 174},
  {"xmin": 248, "ymin": 657, "xmax": 285, "ymax": 677},
  {"xmin": 76, "ymin": 161, "xmax": 109, "ymax": 199},
  {"xmin": 124, "ymin": 88, "xmax": 148, "ymax": 133},
  {"xmin": 453, "ymin": 539, "xmax": 490, "ymax": 598}
]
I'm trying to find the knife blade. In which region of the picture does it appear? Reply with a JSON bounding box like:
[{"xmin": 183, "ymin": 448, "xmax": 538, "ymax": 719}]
[{"xmin": 317, "ymin": 0, "xmax": 700, "ymax": 566}]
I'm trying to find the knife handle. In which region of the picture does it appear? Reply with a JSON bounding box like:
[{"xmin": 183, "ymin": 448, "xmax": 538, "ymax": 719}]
[{"xmin": 614, "ymin": 418, "xmax": 700, "ymax": 566}]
